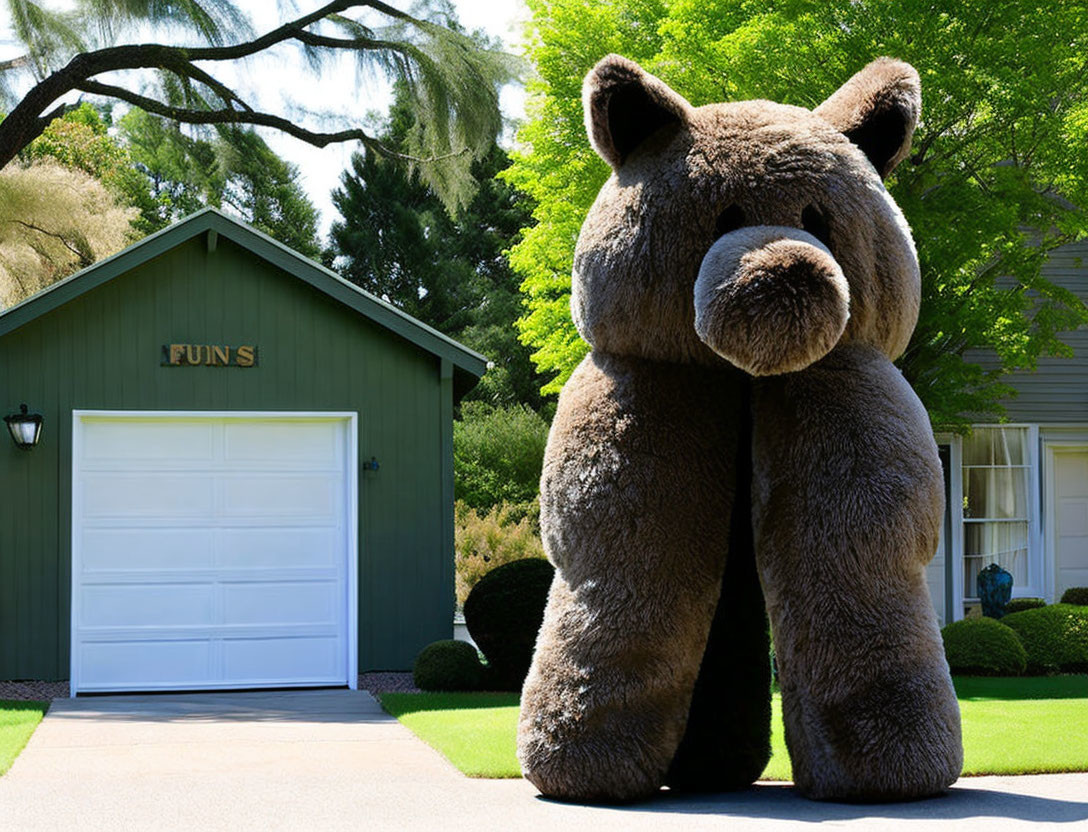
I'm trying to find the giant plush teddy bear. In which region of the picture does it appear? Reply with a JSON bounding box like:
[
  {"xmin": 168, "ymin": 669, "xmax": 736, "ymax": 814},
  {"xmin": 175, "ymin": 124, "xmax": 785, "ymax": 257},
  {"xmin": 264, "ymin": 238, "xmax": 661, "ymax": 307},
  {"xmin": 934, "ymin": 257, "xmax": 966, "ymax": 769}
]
[{"xmin": 518, "ymin": 54, "xmax": 963, "ymax": 804}]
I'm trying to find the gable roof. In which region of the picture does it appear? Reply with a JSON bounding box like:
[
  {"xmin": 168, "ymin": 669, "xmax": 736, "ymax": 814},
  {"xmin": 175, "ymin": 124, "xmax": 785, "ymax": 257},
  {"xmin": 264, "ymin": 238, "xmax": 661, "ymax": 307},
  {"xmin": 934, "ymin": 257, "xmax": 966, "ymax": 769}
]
[{"xmin": 0, "ymin": 207, "xmax": 488, "ymax": 390}]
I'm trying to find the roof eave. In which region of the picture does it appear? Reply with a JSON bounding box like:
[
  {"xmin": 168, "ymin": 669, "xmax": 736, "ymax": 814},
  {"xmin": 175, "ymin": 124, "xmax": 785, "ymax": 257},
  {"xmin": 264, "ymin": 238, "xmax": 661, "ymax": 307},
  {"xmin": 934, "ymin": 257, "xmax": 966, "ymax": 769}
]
[{"xmin": 0, "ymin": 208, "xmax": 489, "ymax": 380}]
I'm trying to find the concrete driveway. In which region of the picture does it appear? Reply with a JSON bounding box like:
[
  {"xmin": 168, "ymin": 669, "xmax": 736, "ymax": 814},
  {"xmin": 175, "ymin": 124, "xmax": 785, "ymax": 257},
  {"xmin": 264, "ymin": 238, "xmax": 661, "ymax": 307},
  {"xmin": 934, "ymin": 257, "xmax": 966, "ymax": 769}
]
[{"xmin": 0, "ymin": 690, "xmax": 1086, "ymax": 831}]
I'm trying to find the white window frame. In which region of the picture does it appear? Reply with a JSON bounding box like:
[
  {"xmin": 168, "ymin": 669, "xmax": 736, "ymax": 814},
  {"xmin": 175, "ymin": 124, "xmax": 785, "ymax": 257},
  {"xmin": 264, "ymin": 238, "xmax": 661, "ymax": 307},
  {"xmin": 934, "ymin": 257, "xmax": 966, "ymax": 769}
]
[
  {"xmin": 957, "ymin": 424, "xmax": 1042, "ymax": 611},
  {"xmin": 941, "ymin": 434, "xmax": 968, "ymax": 621},
  {"xmin": 933, "ymin": 434, "xmax": 959, "ymax": 626}
]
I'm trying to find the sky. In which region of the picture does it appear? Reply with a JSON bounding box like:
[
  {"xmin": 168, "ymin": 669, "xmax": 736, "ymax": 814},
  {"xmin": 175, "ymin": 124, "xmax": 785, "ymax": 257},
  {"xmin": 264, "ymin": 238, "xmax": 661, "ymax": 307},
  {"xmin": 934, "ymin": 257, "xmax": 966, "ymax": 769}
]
[{"xmin": 0, "ymin": 0, "xmax": 531, "ymax": 236}]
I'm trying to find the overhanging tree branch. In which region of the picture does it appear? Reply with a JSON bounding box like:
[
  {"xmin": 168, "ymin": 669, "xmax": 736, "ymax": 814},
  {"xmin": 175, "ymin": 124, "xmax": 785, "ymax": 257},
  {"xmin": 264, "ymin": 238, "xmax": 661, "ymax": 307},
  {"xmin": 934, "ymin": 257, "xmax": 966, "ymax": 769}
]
[
  {"xmin": 7, "ymin": 219, "xmax": 93, "ymax": 266},
  {"xmin": 74, "ymin": 79, "xmax": 467, "ymax": 164},
  {"xmin": 0, "ymin": 0, "xmax": 514, "ymax": 207},
  {"xmin": 0, "ymin": 54, "xmax": 32, "ymax": 71}
]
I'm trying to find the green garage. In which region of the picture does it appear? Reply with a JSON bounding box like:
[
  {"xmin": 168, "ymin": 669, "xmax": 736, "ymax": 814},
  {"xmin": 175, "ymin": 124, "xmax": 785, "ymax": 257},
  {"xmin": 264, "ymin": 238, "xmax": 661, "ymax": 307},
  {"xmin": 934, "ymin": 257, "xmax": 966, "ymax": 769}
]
[{"xmin": 0, "ymin": 208, "xmax": 485, "ymax": 693}]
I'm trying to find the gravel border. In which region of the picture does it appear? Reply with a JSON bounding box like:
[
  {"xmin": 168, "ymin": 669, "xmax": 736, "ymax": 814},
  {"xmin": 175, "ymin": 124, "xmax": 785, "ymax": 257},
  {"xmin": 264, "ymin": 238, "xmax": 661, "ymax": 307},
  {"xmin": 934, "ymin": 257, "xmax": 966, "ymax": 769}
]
[
  {"xmin": 0, "ymin": 681, "xmax": 69, "ymax": 701},
  {"xmin": 357, "ymin": 672, "xmax": 420, "ymax": 694},
  {"xmin": 1, "ymin": 674, "xmax": 420, "ymax": 702}
]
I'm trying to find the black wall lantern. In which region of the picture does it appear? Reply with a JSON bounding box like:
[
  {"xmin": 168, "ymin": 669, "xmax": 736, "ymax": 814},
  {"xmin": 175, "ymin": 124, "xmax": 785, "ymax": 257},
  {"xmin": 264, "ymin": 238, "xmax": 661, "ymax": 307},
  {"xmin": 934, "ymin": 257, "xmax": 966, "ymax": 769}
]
[{"xmin": 5, "ymin": 404, "xmax": 43, "ymax": 450}]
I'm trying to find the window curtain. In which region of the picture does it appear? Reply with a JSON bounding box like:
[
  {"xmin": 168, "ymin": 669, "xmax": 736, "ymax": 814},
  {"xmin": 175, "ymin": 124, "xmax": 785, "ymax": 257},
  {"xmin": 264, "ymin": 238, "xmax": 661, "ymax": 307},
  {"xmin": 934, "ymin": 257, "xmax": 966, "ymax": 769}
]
[{"xmin": 963, "ymin": 428, "xmax": 1030, "ymax": 596}]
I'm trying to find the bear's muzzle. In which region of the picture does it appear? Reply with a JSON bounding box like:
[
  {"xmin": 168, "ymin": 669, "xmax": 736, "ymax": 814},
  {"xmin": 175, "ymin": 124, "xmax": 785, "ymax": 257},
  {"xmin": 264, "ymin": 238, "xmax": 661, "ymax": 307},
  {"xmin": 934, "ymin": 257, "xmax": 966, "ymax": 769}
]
[{"xmin": 694, "ymin": 226, "xmax": 850, "ymax": 376}]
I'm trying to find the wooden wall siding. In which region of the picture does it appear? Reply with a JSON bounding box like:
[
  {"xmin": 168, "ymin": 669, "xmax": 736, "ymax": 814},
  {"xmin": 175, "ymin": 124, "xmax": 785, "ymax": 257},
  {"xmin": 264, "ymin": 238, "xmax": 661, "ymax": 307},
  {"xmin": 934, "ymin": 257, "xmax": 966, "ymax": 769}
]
[
  {"xmin": 0, "ymin": 235, "xmax": 453, "ymax": 679},
  {"xmin": 963, "ymin": 239, "xmax": 1088, "ymax": 423}
]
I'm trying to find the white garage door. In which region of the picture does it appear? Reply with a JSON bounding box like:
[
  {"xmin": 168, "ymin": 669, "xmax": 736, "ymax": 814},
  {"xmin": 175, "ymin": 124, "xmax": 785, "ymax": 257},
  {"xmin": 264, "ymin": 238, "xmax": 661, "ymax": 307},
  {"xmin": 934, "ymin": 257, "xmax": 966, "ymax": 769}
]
[
  {"xmin": 71, "ymin": 412, "xmax": 357, "ymax": 694},
  {"xmin": 1052, "ymin": 447, "xmax": 1088, "ymax": 598}
]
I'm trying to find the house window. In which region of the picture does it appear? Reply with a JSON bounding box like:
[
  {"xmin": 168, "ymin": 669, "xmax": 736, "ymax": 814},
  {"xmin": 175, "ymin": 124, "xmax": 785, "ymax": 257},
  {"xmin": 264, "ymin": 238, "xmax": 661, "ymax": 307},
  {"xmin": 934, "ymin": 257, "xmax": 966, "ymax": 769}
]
[{"xmin": 962, "ymin": 427, "xmax": 1032, "ymax": 598}]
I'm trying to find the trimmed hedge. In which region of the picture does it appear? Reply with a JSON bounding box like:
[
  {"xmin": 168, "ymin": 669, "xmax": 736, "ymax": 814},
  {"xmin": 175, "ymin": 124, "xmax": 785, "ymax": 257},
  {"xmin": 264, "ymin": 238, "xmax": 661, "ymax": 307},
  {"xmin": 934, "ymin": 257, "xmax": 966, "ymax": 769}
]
[
  {"xmin": 413, "ymin": 640, "xmax": 485, "ymax": 691},
  {"xmin": 464, "ymin": 558, "xmax": 554, "ymax": 691},
  {"xmin": 1060, "ymin": 587, "xmax": 1088, "ymax": 606},
  {"xmin": 1005, "ymin": 597, "xmax": 1047, "ymax": 615},
  {"xmin": 1002, "ymin": 604, "xmax": 1088, "ymax": 674},
  {"xmin": 940, "ymin": 617, "xmax": 1027, "ymax": 676}
]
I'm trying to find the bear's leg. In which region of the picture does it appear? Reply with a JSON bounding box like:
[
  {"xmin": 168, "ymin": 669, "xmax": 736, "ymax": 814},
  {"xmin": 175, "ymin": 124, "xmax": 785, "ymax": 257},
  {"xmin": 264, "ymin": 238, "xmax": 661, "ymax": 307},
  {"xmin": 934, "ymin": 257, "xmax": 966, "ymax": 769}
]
[
  {"xmin": 518, "ymin": 352, "xmax": 743, "ymax": 803},
  {"xmin": 752, "ymin": 343, "xmax": 962, "ymax": 802},
  {"xmin": 666, "ymin": 384, "xmax": 773, "ymax": 791}
]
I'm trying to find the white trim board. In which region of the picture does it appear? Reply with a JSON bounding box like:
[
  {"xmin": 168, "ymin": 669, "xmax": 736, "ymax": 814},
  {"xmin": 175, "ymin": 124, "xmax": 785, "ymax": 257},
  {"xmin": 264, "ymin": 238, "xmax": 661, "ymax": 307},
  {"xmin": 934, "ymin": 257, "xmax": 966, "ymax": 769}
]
[{"xmin": 70, "ymin": 410, "xmax": 359, "ymax": 695}]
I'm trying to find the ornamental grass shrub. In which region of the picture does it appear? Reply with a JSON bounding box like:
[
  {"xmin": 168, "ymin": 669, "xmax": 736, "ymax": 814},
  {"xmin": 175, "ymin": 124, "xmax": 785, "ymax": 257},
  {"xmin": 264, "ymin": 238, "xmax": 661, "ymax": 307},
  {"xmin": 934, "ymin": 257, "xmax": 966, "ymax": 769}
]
[
  {"xmin": 413, "ymin": 640, "xmax": 484, "ymax": 692},
  {"xmin": 940, "ymin": 617, "xmax": 1027, "ymax": 676},
  {"xmin": 1005, "ymin": 597, "xmax": 1047, "ymax": 614},
  {"xmin": 454, "ymin": 500, "xmax": 545, "ymax": 607},
  {"xmin": 1002, "ymin": 604, "xmax": 1088, "ymax": 674},
  {"xmin": 463, "ymin": 558, "xmax": 554, "ymax": 691},
  {"xmin": 1060, "ymin": 587, "xmax": 1088, "ymax": 606}
]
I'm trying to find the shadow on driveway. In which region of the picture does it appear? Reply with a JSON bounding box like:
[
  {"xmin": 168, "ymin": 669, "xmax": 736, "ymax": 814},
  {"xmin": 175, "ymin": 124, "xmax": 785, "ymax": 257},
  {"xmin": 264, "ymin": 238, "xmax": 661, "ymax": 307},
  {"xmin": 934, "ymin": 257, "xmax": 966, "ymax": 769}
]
[
  {"xmin": 536, "ymin": 779, "xmax": 1088, "ymax": 824},
  {"xmin": 43, "ymin": 688, "xmax": 392, "ymax": 724}
]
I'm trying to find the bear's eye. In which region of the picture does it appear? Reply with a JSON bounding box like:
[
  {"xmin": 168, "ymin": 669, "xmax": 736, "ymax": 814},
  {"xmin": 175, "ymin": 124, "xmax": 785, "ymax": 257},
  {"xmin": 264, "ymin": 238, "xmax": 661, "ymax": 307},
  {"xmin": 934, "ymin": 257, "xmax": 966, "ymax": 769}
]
[
  {"xmin": 801, "ymin": 204, "xmax": 832, "ymax": 249},
  {"xmin": 714, "ymin": 204, "xmax": 746, "ymax": 239}
]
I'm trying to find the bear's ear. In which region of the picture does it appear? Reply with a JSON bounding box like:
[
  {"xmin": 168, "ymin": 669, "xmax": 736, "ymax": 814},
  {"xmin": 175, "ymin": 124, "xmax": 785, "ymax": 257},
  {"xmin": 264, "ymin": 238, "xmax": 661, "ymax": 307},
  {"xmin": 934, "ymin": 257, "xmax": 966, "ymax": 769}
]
[
  {"xmin": 815, "ymin": 58, "xmax": 921, "ymax": 179},
  {"xmin": 583, "ymin": 54, "xmax": 692, "ymax": 169}
]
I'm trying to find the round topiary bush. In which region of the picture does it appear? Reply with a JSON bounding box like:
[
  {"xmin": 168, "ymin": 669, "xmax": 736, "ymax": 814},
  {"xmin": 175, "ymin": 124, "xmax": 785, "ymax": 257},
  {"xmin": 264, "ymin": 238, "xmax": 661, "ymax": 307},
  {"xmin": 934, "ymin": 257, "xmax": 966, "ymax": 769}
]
[
  {"xmin": 1005, "ymin": 597, "xmax": 1047, "ymax": 615},
  {"xmin": 413, "ymin": 639, "xmax": 484, "ymax": 691},
  {"xmin": 1002, "ymin": 604, "xmax": 1088, "ymax": 674},
  {"xmin": 463, "ymin": 557, "xmax": 554, "ymax": 691},
  {"xmin": 940, "ymin": 617, "xmax": 1027, "ymax": 676},
  {"xmin": 1060, "ymin": 587, "xmax": 1088, "ymax": 606}
]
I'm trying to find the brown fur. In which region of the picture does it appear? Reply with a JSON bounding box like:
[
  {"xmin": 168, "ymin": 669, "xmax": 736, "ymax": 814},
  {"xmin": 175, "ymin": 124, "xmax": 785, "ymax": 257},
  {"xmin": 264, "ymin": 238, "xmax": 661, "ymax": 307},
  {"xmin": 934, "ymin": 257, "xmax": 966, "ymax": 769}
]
[
  {"xmin": 520, "ymin": 54, "xmax": 961, "ymax": 803},
  {"xmin": 814, "ymin": 58, "xmax": 921, "ymax": 178},
  {"xmin": 519, "ymin": 353, "xmax": 744, "ymax": 802},
  {"xmin": 752, "ymin": 344, "xmax": 962, "ymax": 799}
]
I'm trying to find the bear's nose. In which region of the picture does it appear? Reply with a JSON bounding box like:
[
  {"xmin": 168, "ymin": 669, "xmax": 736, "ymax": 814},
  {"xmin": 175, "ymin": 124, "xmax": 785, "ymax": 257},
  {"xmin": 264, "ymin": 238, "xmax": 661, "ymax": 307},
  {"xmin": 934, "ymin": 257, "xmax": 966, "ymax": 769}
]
[{"xmin": 693, "ymin": 226, "xmax": 850, "ymax": 376}]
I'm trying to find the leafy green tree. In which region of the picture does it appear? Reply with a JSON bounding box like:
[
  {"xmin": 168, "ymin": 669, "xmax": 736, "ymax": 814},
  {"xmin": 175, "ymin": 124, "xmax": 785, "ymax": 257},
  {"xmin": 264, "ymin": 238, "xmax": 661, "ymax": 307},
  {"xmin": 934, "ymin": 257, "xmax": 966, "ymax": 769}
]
[
  {"xmin": 1, "ymin": 0, "xmax": 518, "ymax": 211},
  {"xmin": 453, "ymin": 402, "xmax": 550, "ymax": 510},
  {"xmin": 116, "ymin": 111, "xmax": 319, "ymax": 252},
  {"xmin": 22, "ymin": 102, "xmax": 164, "ymax": 233},
  {"xmin": 329, "ymin": 87, "xmax": 544, "ymax": 408},
  {"xmin": 115, "ymin": 108, "xmax": 217, "ymax": 223},
  {"xmin": 208, "ymin": 127, "xmax": 322, "ymax": 258},
  {"xmin": 331, "ymin": 135, "xmax": 476, "ymax": 331},
  {"xmin": 506, "ymin": 0, "xmax": 1088, "ymax": 428}
]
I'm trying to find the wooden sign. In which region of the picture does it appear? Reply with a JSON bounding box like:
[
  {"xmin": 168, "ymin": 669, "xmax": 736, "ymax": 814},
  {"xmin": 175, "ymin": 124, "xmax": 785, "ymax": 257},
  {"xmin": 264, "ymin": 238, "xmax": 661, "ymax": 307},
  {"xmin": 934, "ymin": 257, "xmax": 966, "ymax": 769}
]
[{"xmin": 162, "ymin": 344, "xmax": 258, "ymax": 367}]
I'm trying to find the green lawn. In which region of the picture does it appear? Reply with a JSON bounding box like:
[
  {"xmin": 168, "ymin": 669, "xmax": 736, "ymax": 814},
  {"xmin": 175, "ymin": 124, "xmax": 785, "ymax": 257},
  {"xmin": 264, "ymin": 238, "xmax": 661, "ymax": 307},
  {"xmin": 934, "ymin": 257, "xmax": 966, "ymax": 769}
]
[
  {"xmin": 381, "ymin": 675, "xmax": 1088, "ymax": 780},
  {"xmin": 0, "ymin": 701, "xmax": 47, "ymax": 776},
  {"xmin": 382, "ymin": 692, "xmax": 520, "ymax": 778}
]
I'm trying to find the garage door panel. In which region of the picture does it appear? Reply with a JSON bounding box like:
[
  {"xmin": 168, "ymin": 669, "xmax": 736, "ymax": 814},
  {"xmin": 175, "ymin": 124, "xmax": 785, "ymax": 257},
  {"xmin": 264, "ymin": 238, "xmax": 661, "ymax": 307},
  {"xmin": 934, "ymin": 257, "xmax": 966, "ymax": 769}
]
[
  {"xmin": 218, "ymin": 527, "xmax": 339, "ymax": 568},
  {"xmin": 1058, "ymin": 498, "xmax": 1088, "ymax": 536},
  {"xmin": 79, "ymin": 640, "xmax": 212, "ymax": 688},
  {"xmin": 1056, "ymin": 454, "xmax": 1088, "ymax": 495},
  {"xmin": 81, "ymin": 583, "xmax": 214, "ymax": 627},
  {"xmin": 1062, "ymin": 568, "xmax": 1088, "ymax": 594},
  {"xmin": 220, "ymin": 582, "xmax": 340, "ymax": 626},
  {"xmin": 223, "ymin": 636, "xmax": 342, "ymax": 682},
  {"xmin": 82, "ymin": 474, "xmax": 216, "ymax": 518},
  {"xmin": 81, "ymin": 420, "xmax": 216, "ymax": 462},
  {"xmin": 72, "ymin": 414, "xmax": 354, "ymax": 694},
  {"xmin": 220, "ymin": 474, "xmax": 338, "ymax": 518},
  {"xmin": 82, "ymin": 528, "xmax": 215, "ymax": 571},
  {"xmin": 224, "ymin": 421, "xmax": 340, "ymax": 464},
  {"xmin": 1053, "ymin": 449, "xmax": 1088, "ymax": 604},
  {"xmin": 80, "ymin": 622, "xmax": 342, "ymax": 641},
  {"xmin": 1059, "ymin": 541, "xmax": 1088, "ymax": 570}
]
